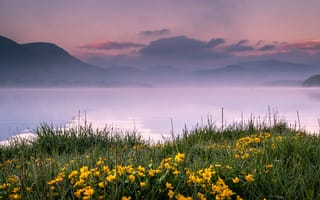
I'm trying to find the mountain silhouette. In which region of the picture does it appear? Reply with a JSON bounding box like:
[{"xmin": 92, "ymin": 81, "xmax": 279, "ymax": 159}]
[
  {"xmin": 0, "ymin": 35, "xmax": 112, "ymax": 87},
  {"xmin": 303, "ymin": 74, "xmax": 320, "ymax": 86},
  {"xmin": 194, "ymin": 59, "xmax": 320, "ymax": 85}
]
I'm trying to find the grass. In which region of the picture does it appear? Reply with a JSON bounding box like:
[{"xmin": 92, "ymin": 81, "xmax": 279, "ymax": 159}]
[{"xmin": 0, "ymin": 119, "xmax": 320, "ymax": 200}]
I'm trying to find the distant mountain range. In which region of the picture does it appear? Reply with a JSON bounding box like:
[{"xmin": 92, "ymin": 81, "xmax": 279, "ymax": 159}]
[
  {"xmin": 1, "ymin": 35, "xmax": 320, "ymax": 87},
  {"xmin": 194, "ymin": 60, "xmax": 320, "ymax": 85}
]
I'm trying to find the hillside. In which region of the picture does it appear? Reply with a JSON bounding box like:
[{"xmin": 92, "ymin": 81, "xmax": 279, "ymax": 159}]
[
  {"xmin": 303, "ymin": 74, "xmax": 320, "ymax": 86},
  {"xmin": 0, "ymin": 35, "xmax": 112, "ymax": 87}
]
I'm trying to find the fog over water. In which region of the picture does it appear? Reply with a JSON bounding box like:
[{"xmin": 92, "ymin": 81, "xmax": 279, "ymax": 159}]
[{"xmin": 0, "ymin": 87, "xmax": 320, "ymax": 141}]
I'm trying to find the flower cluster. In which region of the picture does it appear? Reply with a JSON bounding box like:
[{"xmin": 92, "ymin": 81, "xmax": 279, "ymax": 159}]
[{"xmin": 44, "ymin": 152, "xmax": 244, "ymax": 200}]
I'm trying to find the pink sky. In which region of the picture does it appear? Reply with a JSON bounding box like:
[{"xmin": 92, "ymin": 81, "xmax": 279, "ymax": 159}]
[{"xmin": 1, "ymin": 0, "xmax": 320, "ymax": 59}]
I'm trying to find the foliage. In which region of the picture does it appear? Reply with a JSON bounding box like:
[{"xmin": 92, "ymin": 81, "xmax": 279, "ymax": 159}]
[{"xmin": 1, "ymin": 122, "xmax": 320, "ymax": 199}]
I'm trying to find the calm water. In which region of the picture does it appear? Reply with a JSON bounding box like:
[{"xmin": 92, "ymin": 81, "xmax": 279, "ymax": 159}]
[{"xmin": 0, "ymin": 87, "xmax": 320, "ymax": 141}]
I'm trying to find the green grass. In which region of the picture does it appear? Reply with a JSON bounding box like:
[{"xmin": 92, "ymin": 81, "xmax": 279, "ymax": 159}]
[{"xmin": 1, "ymin": 120, "xmax": 320, "ymax": 199}]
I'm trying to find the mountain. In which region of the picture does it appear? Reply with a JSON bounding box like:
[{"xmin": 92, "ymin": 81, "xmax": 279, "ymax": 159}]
[
  {"xmin": 303, "ymin": 74, "xmax": 320, "ymax": 87},
  {"xmin": 0, "ymin": 35, "xmax": 113, "ymax": 87},
  {"xmin": 194, "ymin": 60, "xmax": 320, "ymax": 85}
]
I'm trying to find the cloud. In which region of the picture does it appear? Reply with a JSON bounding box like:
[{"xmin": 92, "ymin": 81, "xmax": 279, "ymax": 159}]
[
  {"xmin": 140, "ymin": 36, "xmax": 227, "ymax": 60},
  {"xmin": 207, "ymin": 38, "xmax": 225, "ymax": 47},
  {"xmin": 258, "ymin": 44, "xmax": 276, "ymax": 51},
  {"xmin": 227, "ymin": 40, "xmax": 254, "ymax": 52},
  {"xmin": 81, "ymin": 41, "xmax": 145, "ymax": 50},
  {"xmin": 286, "ymin": 41, "xmax": 320, "ymax": 50},
  {"xmin": 139, "ymin": 29, "xmax": 171, "ymax": 37}
]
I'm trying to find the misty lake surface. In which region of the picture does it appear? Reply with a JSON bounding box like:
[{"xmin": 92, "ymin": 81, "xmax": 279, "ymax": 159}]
[{"xmin": 1, "ymin": 87, "xmax": 320, "ymax": 141}]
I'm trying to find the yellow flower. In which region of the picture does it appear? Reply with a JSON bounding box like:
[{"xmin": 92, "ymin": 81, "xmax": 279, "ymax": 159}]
[
  {"xmin": 236, "ymin": 195, "xmax": 243, "ymax": 200},
  {"xmin": 74, "ymin": 189, "xmax": 83, "ymax": 198},
  {"xmin": 47, "ymin": 180, "xmax": 56, "ymax": 185},
  {"xmin": 98, "ymin": 182, "xmax": 105, "ymax": 188},
  {"xmin": 214, "ymin": 164, "xmax": 222, "ymax": 168},
  {"xmin": 175, "ymin": 193, "xmax": 192, "ymax": 200},
  {"xmin": 173, "ymin": 170, "xmax": 180, "ymax": 175},
  {"xmin": 83, "ymin": 186, "xmax": 94, "ymax": 196},
  {"xmin": 122, "ymin": 196, "xmax": 131, "ymax": 200},
  {"xmin": 232, "ymin": 177, "xmax": 240, "ymax": 183},
  {"xmin": 80, "ymin": 166, "xmax": 89, "ymax": 173},
  {"xmin": 245, "ymin": 174, "xmax": 255, "ymax": 182},
  {"xmin": 174, "ymin": 153, "xmax": 185, "ymax": 163},
  {"xmin": 96, "ymin": 159, "xmax": 103, "ymax": 166},
  {"xmin": 12, "ymin": 187, "xmax": 20, "ymax": 193},
  {"xmin": 106, "ymin": 174, "xmax": 116, "ymax": 182},
  {"xmin": 9, "ymin": 194, "xmax": 21, "ymax": 200},
  {"xmin": 128, "ymin": 174, "xmax": 135, "ymax": 183},
  {"xmin": 168, "ymin": 189, "xmax": 174, "ymax": 199},
  {"xmin": 68, "ymin": 170, "xmax": 79, "ymax": 180},
  {"xmin": 103, "ymin": 166, "xmax": 110, "ymax": 173},
  {"xmin": 265, "ymin": 164, "xmax": 273, "ymax": 169},
  {"xmin": 226, "ymin": 165, "xmax": 232, "ymax": 170},
  {"xmin": 197, "ymin": 192, "xmax": 207, "ymax": 200},
  {"xmin": 202, "ymin": 168, "xmax": 212, "ymax": 182},
  {"xmin": 137, "ymin": 165, "xmax": 145, "ymax": 172},
  {"xmin": 140, "ymin": 182, "xmax": 146, "ymax": 188},
  {"xmin": 148, "ymin": 169, "xmax": 156, "ymax": 177},
  {"xmin": 166, "ymin": 182, "xmax": 173, "ymax": 189}
]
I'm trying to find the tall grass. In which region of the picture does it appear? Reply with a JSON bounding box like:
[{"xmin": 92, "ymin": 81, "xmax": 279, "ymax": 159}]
[{"xmin": 0, "ymin": 119, "xmax": 320, "ymax": 199}]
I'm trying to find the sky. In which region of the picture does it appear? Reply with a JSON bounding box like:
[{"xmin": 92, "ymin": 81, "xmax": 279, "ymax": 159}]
[{"xmin": 1, "ymin": 0, "xmax": 320, "ymax": 68}]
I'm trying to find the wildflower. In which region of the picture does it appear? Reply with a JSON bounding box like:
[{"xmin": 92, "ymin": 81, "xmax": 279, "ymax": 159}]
[
  {"xmin": 166, "ymin": 182, "xmax": 173, "ymax": 190},
  {"xmin": 168, "ymin": 189, "xmax": 174, "ymax": 199},
  {"xmin": 140, "ymin": 181, "xmax": 146, "ymax": 188},
  {"xmin": 173, "ymin": 169, "xmax": 180, "ymax": 175},
  {"xmin": 47, "ymin": 180, "xmax": 56, "ymax": 185},
  {"xmin": 197, "ymin": 192, "xmax": 207, "ymax": 200},
  {"xmin": 128, "ymin": 174, "xmax": 135, "ymax": 183},
  {"xmin": 175, "ymin": 193, "xmax": 192, "ymax": 200},
  {"xmin": 265, "ymin": 164, "xmax": 273, "ymax": 169},
  {"xmin": 148, "ymin": 169, "xmax": 156, "ymax": 177},
  {"xmin": 103, "ymin": 166, "xmax": 110, "ymax": 173},
  {"xmin": 122, "ymin": 196, "xmax": 131, "ymax": 200},
  {"xmin": 214, "ymin": 164, "xmax": 222, "ymax": 168},
  {"xmin": 79, "ymin": 170, "xmax": 90, "ymax": 180},
  {"xmin": 83, "ymin": 186, "xmax": 94, "ymax": 197},
  {"xmin": 106, "ymin": 174, "xmax": 116, "ymax": 182},
  {"xmin": 232, "ymin": 177, "xmax": 240, "ymax": 184},
  {"xmin": 74, "ymin": 189, "xmax": 83, "ymax": 198},
  {"xmin": 12, "ymin": 187, "xmax": 20, "ymax": 193},
  {"xmin": 236, "ymin": 195, "xmax": 244, "ymax": 200},
  {"xmin": 245, "ymin": 174, "xmax": 255, "ymax": 182},
  {"xmin": 98, "ymin": 182, "xmax": 105, "ymax": 188},
  {"xmin": 202, "ymin": 168, "xmax": 213, "ymax": 182},
  {"xmin": 137, "ymin": 165, "xmax": 145, "ymax": 172},
  {"xmin": 226, "ymin": 165, "xmax": 232, "ymax": 170},
  {"xmin": 137, "ymin": 171, "xmax": 145, "ymax": 177},
  {"xmin": 174, "ymin": 153, "xmax": 185, "ymax": 163},
  {"xmin": 80, "ymin": 166, "xmax": 89, "ymax": 173},
  {"xmin": 96, "ymin": 158, "xmax": 103, "ymax": 166},
  {"xmin": 9, "ymin": 194, "xmax": 21, "ymax": 200},
  {"xmin": 68, "ymin": 170, "xmax": 79, "ymax": 180}
]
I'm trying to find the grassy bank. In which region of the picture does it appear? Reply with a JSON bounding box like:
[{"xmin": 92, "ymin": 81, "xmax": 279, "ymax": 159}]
[{"xmin": 1, "ymin": 121, "xmax": 320, "ymax": 200}]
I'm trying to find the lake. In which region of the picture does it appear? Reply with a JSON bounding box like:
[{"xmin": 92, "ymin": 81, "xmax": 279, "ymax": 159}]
[{"xmin": 0, "ymin": 87, "xmax": 320, "ymax": 141}]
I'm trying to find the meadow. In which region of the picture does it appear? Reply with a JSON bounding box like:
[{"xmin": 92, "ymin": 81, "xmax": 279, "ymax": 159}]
[{"xmin": 1, "ymin": 119, "xmax": 320, "ymax": 200}]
